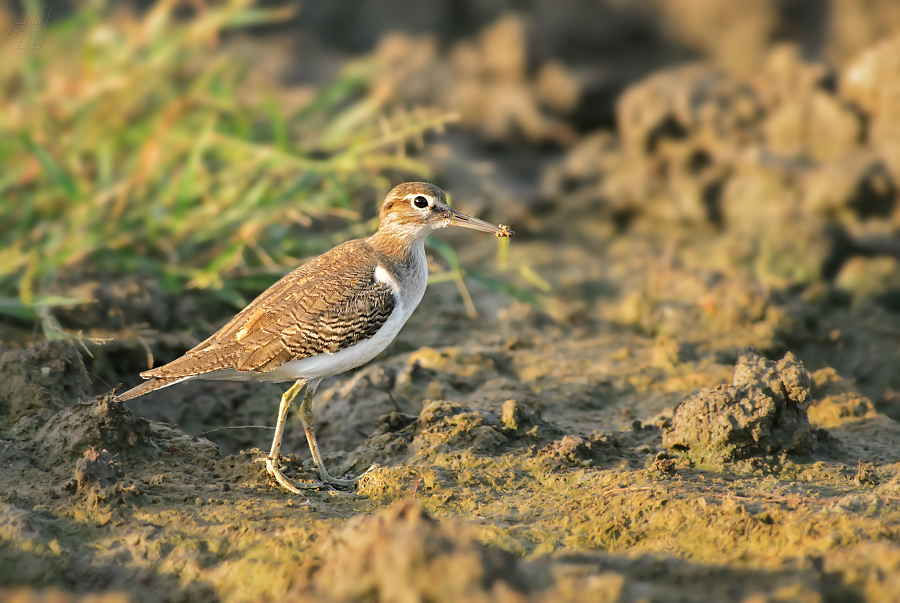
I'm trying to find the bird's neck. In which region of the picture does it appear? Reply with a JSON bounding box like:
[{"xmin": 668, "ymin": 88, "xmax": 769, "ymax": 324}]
[
  {"xmin": 368, "ymin": 226, "xmax": 429, "ymax": 267},
  {"xmin": 368, "ymin": 227, "xmax": 430, "ymax": 307}
]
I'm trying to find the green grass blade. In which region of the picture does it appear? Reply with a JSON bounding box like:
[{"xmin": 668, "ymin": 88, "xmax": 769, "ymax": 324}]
[{"xmin": 21, "ymin": 135, "xmax": 79, "ymax": 200}]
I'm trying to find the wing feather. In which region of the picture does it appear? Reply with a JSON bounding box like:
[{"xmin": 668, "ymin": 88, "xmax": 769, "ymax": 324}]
[{"xmin": 142, "ymin": 240, "xmax": 397, "ymax": 379}]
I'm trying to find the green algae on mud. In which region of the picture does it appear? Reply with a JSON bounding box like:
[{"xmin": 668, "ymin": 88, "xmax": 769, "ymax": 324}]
[{"xmin": 3, "ymin": 338, "xmax": 900, "ymax": 602}]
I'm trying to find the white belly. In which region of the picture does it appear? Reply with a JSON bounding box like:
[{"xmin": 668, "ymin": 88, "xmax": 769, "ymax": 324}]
[
  {"xmin": 195, "ymin": 242, "xmax": 428, "ymax": 384},
  {"xmin": 257, "ymin": 293, "xmax": 416, "ymax": 381}
]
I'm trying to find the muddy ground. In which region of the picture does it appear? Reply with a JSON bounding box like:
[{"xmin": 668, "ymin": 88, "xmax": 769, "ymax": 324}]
[{"xmin": 7, "ymin": 2, "xmax": 900, "ymax": 602}]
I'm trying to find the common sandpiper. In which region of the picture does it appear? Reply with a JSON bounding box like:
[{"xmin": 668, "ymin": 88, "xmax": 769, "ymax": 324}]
[{"xmin": 116, "ymin": 182, "xmax": 514, "ymax": 494}]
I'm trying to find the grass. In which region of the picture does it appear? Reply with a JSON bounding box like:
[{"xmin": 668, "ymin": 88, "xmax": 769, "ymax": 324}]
[{"xmin": 0, "ymin": 0, "xmax": 547, "ymax": 345}]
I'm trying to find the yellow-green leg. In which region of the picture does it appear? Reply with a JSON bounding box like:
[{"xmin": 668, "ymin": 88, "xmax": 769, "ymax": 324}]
[
  {"xmin": 298, "ymin": 385, "xmax": 376, "ymax": 487},
  {"xmin": 265, "ymin": 379, "xmax": 325, "ymax": 493}
]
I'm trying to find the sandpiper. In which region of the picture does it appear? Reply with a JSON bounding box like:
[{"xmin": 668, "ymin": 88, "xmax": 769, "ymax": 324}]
[{"xmin": 116, "ymin": 182, "xmax": 513, "ymax": 494}]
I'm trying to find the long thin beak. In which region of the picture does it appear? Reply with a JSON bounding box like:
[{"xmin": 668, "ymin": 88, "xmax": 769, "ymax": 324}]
[{"xmin": 445, "ymin": 208, "xmax": 514, "ymax": 237}]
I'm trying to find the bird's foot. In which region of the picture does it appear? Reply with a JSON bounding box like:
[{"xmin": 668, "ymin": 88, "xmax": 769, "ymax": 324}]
[
  {"xmin": 315, "ymin": 463, "xmax": 379, "ymax": 488},
  {"xmin": 264, "ymin": 456, "xmax": 324, "ymax": 495}
]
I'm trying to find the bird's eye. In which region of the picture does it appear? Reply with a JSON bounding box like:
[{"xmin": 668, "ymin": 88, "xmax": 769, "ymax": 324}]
[{"xmin": 412, "ymin": 195, "xmax": 429, "ymax": 209}]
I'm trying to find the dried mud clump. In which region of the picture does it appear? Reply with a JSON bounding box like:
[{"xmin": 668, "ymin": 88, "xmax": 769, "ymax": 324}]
[
  {"xmin": 287, "ymin": 500, "xmax": 532, "ymax": 603},
  {"xmin": 540, "ymin": 435, "xmax": 593, "ymax": 467},
  {"xmin": 0, "ymin": 341, "xmax": 92, "ymax": 425},
  {"xmin": 543, "ymin": 40, "xmax": 900, "ymax": 311},
  {"xmin": 73, "ymin": 447, "xmax": 118, "ymax": 491},
  {"xmin": 414, "ymin": 400, "xmax": 509, "ymax": 455},
  {"xmin": 499, "ymin": 399, "xmax": 546, "ymax": 437},
  {"xmin": 841, "ymin": 32, "xmax": 900, "ymax": 145},
  {"xmin": 21, "ymin": 396, "xmax": 151, "ymax": 470},
  {"xmin": 663, "ymin": 348, "xmax": 815, "ymax": 464},
  {"xmin": 0, "ymin": 343, "xmax": 155, "ymax": 472},
  {"xmin": 66, "ymin": 446, "xmax": 145, "ymax": 506},
  {"xmin": 352, "ymin": 401, "xmax": 509, "ymax": 468},
  {"xmin": 352, "ymin": 399, "xmax": 560, "ymax": 473},
  {"xmin": 538, "ymin": 433, "xmax": 620, "ymax": 468},
  {"xmin": 287, "ymin": 500, "xmax": 639, "ymax": 603},
  {"xmin": 373, "ymin": 14, "xmax": 579, "ymax": 146}
]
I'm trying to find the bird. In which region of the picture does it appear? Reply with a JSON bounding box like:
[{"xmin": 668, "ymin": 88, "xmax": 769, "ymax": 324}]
[{"xmin": 115, "ymin": 182, "xmax": 514, "ymax": 494}]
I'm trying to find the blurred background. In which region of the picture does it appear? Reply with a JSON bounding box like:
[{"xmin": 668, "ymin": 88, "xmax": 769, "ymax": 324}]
[{"xmin": 4, "ymin": 0, "xmax": 900, "ymax": 441}]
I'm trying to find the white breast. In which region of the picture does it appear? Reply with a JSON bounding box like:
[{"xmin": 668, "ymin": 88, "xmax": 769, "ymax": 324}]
[{"xmin": 205, "ymin": 240, "xmax": 429, "ymax": 384}]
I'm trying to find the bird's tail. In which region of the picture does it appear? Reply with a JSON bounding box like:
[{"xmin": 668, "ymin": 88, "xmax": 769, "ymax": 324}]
[{"xmin": 115, "ymin": 376, "xmax": 189, "ymax": 402}]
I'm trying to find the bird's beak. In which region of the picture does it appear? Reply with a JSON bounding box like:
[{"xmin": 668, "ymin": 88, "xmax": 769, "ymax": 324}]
[{"xmin": 445, "ymin": 208, "xmax": 514, "ymax": 237}]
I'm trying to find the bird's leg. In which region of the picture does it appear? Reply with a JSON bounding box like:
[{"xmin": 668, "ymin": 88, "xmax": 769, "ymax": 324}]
[
  {"xmin": 265, "ymin": 379, "xmax": 325, "ymax": 493},
  {"xmin": 299, "ymin": 387, "xmax": 375, "ymax": 486}
]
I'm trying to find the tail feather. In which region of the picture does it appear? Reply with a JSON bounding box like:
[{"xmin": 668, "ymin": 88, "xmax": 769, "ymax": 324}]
[{"xmin": 115, "ymin": 376, "xmax": 189, "ymax": 402}]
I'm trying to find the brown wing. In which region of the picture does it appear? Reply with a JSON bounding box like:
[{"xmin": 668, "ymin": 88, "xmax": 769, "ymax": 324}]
[{"xmin": 141, "ymin": 240, "xmax": 396, "ymax": 379}]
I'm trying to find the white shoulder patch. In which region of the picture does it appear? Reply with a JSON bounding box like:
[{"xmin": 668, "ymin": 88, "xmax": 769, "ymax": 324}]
[{"xmin": 374, "ymin": 265, "xmax": 400, "ymax": 295}]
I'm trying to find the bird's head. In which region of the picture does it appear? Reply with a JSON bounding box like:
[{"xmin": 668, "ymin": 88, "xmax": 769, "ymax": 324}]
[{"xmin": 376, "ymin": 182, "xmax": 513, "ymax": 244}]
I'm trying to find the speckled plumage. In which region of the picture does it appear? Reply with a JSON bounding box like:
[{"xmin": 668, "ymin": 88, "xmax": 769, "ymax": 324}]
[
  {"xmin": 114, "ymin": 182, "xmax": 512, "ymax": 493},
  {"xmin": 133, "ymin": 241, "xmax": 396, "ymax": 381}
]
